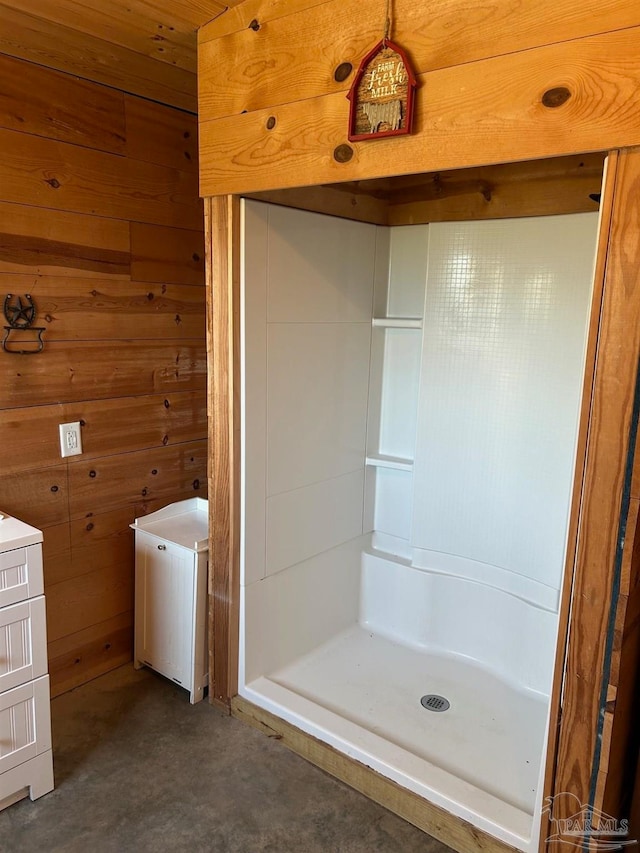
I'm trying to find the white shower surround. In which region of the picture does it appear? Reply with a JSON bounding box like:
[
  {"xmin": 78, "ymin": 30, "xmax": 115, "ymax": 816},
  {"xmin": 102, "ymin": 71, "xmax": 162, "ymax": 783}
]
[{"xmin": 239, "ymin": 200, "xmax": 599, "ymax": 852}]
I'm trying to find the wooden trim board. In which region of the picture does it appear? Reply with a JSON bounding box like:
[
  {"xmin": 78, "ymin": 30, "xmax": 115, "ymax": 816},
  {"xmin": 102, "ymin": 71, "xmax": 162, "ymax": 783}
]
[
  {"xmin": 231, "ymin": 696, "xmax": 519, "ymax": 853},
  {"xmin": 549, "ymin": 147, "xmax": 640, "ymax": 826},
  {"xmin": 207, "ymin": 195, "xmax": 241, "ymax": 708},
  {"xmin": 538, "ymin": 151, "xmax": 619, "ymax": 848}
]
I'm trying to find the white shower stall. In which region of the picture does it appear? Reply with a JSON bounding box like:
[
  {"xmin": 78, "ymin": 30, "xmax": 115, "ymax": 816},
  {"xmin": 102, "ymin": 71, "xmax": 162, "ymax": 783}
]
[{"xmin": 239, "ymin": 199, "xmax": 600, "ymax": 850}]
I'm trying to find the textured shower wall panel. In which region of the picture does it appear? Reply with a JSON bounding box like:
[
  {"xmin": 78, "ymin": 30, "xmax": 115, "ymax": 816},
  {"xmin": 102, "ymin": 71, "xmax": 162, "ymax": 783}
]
[
  {"xmin": 266, "ymin": 470, "xmax": 365, "ymax": 575},
  {"xmin": 386, "ymin": 225, "xmax": 429, "ymax": 318},
  {"xmin": 411, "ymin": 213, "xmax": 599, "ymax": 591},
  {"xmin": 242, "ymin": 201, "xmax": 375, "ymax": 585},
  {"xmin": 266, "ymin": 322, "xmax": 371, "ymax": 498},
  {"xmin": 244, "ymin": 535, "xmax": 364, "ymax": 682}
]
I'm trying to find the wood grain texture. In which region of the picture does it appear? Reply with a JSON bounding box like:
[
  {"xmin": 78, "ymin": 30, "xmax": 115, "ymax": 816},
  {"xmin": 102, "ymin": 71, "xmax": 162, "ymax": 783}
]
[
  {"xmin": 387, "ymin": 155, "xmax": 604, "ymax": 224},
  {"xmin": 199, "ymin": 27, "xmax": 640, "ymax": 196},
  {"xmin": 48, "ymin": 611, "xmax": 133, "ymax": 698},
  {"xmin": 246, "ymin": 185, "xmax": 388, "ymax": 225},
  {"xmin": 68, "ymin": 439, "xmax": 207, "ymax": 519},
  {"xmin": 45, "ymin": 562, "xmax": 133, "ymax": 642},
  {"xmin": 9, "ymin": 0, "xmax": 200, "ymax": 72},
  {"xmin": 0, "ymin": 126, "xmax": 202, "ymax": 228},
  {"xmin": 552, "ymin": 148, "xmax": 640, "ymax": 820},
  {"xmin": 232, "ymin": 697, "xmax": 518, "ymax": 853},
  {"xmin": 130, "ymin": 223, "xmax": 205, "ymax": 285},
  {"xmin": 0, "ymin": 465, "xmax": 68, "ymax": 529},
  {"xmin": 1, "ymin": 276, "xmax": 206, "ymax": 340},
  {"xmin": 208, "ymin": 195, "xmax": 241, "ymax": 706},
  {"xmin": 124, "ymin": 95, "xmax": 198, "ymax": 173},
  {"xmin": 1, "ymin": 341, "xmax": 206, "ymax": 408},
  {"xmin": 0, "ymin": 201, "xmax": 130, "ymax": 278},
  {"xmin": 42, "ymin": 522, "xmax": 72, "ymax": 587},
  {"xmin": 0, "ymin": 59, "xmax": 206, "ymax": 696},
  {"xmin": 67, "ymin": 392, "xmax": 207, "ymax": 461},
  {"xmin": 0, "ymin": 393, "xmax": 206, "ymax": 475},
  {"xmin": 199, "ymin": 0, "xmax": 640, "ymax": 121},
  {"xmin": 198, "ymin": 0, "xmax": 331, "ymax": 42},
  {"xmin": 0, "ymin": 2, "xmax": 197, "ymax": 111},
  {"xmin": 0, "ymin": 53, "xmax": 126, "ymax": 153},
  {"xmin": 200, "ymin": 0, "xmax": 640, "ymax": 51}
]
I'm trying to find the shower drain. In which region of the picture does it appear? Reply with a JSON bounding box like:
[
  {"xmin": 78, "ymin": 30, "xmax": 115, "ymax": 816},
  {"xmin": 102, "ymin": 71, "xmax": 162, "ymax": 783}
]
[{"xmin": 420, "ymin": 694, "xmax": 450, "ymax": 712}]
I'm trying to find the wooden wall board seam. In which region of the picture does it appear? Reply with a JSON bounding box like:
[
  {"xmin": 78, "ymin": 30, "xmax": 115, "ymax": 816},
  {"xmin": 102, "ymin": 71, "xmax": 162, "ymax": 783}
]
[
  {"xmin": 197, "ymin": 1, "xmax": 640, "ymax": 118},
  {"xmin": 551, "ymin": 147, "xmax": 640, "ymax": 827},
  {"xmin": 198, "ymin": 26, "xmax": 640, "ymax": 196},
  {"xmin": 0, "ymin": 124, "xmax": 202, "ymax": 229},
  {"xmin": 198, "ymin": 0, "xmax": 335, "ymax": 43},
  {"xmin": 0, "ymin": 52, "xmax": 206, "ymax": 694},
  {"xmin": 0, "ymin": 2, "xmax": 198, "ymax": 111}
]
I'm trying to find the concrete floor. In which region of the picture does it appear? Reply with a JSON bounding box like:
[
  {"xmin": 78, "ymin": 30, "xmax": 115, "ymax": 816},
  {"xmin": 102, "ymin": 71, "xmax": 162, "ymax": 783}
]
[{"xmin": 1, "ymin": 665, "xmax": 453, "ymax": 852}]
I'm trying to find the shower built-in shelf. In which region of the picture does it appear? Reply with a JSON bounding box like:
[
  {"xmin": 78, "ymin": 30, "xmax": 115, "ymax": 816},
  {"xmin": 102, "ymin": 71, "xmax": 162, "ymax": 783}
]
[
  {"xmin": 365, "ymin": 453, "xmax": 413, "ymax": 472},
  {"xmin": 372, "ymin": 318, "xmax": 423, "ymax": 329}
]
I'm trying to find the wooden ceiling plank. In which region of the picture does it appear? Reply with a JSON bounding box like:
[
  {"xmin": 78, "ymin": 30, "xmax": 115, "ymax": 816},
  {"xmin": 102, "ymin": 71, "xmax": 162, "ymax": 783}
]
[
  {"xmin": 5, "ymin": 0, "xmax": 204, "ymax": 73},
  {"xmin": 0, "ymin": 2, "xmax": 197, "ymax": 112},
  {"xmin": 0, "ymin": 53, "xmax": 127, "ymax": 155}
]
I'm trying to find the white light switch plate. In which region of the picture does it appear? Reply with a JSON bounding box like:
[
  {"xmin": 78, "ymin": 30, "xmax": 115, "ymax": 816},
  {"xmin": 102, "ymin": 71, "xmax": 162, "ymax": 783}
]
[{"xmin": 59, "ymin": 421, "xmax": 83, "ymax": 457}]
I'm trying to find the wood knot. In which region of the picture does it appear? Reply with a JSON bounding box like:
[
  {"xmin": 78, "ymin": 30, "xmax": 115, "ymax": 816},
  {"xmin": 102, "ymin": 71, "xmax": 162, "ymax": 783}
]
[
  {"xmin": 164, "ymin": 399, "xmax": 170, "ymax": 409},
  {"xmin": 541, "ymin": 87, "xmax": 571, "ymax": 108},
  {"xmin": 142, "ymin": 487, "xmax": 148, "ymax": 496},
  {"xmin": 333, "ymin": 144, "xmax": 354, "ymax": 164},
  {"xmin": 46, "ymin": 177, "xmax": 61, "ymax": 189},
  {"xmin": 334, "ymin": 62, "xmax": 353, "ymax": 83},
  {"xmin": 86, "ymin": 522, "xmax": 94, "ymax": 531},
  {"xmin": 50, "ymin": 485, "xmax": 59, "ymax": 493},
  {"xmin": 266, "ymin": 116, "xmax": 276, "ymax": 130},
  {"xmin": 248, "ymin": 18, "xmax": 260, "ymax": 30},
  {"xmin": 193, "ymin": 479, "xmax": 200, "ymax": 490},
  {"xmin": 151, "ymin": 469, "xmax": 158, "ymax": 475},
  {"xmin": 89, "ymin": 470, "xmax": 96, "ymax": 478},
  {"xmin": 192, "ymin": 252, "xmax": 200, "ymax": 262}
]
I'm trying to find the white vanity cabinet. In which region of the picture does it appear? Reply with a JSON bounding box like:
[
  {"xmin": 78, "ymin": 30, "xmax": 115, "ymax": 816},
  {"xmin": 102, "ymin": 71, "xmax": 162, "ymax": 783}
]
[
  {"xmin": 131, "ymin": 498, "xmax": 208, "ymax": 704},
  {"xmin": 0, "ymin": 515, "xmax": 54, "ymax": 810}
]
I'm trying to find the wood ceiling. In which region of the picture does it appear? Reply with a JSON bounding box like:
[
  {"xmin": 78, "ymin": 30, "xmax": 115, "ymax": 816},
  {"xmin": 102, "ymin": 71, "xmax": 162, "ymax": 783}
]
[{"xmin": 0, "ymin": 0, "xmax": 244, "ymax": 111}]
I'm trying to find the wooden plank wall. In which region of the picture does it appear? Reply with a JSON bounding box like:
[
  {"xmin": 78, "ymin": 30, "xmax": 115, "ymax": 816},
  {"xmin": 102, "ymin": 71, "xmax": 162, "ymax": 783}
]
[
  {"xmin": 0, "ymin": 53, "xmax": 206, "ymax": 697},
  {"xmin": 198, "ymin": 0, "xmax": 640, "ymax": 196}
]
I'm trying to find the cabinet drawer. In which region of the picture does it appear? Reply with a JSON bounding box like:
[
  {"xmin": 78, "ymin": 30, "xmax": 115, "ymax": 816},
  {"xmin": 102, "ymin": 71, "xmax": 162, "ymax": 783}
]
[
  {"xmin": 0, "ymin": 676, "xmax": 51, "ymax": 776},
  {"xmin": 0, "ymin": 597, "xmax": 48, "ymax": 693},
  {"xmin": 0, "ymin": 545, "xmax": 44, "ymax": 609}
]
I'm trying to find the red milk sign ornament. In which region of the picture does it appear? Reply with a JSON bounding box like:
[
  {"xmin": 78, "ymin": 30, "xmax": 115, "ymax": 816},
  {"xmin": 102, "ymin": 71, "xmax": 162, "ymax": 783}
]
[{"xmin": 347, "ymin": 39, "xmax": 417, "ymax": 142}]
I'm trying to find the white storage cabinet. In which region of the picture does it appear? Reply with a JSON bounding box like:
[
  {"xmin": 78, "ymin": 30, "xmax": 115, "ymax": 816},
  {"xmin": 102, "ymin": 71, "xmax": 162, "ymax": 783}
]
[
  {"xmin": 131, "ymin": 498, "xmax": 208, "ymax": 704},
  {"xmin": 0, "ymin": 514, "xmax": 54, "ymax": 810}
]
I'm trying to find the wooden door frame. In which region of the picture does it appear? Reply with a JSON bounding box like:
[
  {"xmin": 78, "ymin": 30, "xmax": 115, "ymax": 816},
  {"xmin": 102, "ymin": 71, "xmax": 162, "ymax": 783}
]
[{"xmin": 205, "ymin": 148, "xmax": 640, "ymax": 850}]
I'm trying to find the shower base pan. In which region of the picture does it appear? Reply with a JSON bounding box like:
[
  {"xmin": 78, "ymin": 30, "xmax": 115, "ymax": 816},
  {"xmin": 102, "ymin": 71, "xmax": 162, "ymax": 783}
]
[{"xmin": 242, "ymin": 625, "xmax": 548, "ymax": 851}]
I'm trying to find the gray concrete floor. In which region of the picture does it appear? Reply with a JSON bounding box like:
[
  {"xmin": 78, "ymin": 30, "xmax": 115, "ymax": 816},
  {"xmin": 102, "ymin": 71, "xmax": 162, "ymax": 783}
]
[{"xmin": 1, "ymin": 665, "xmax": 452, "ymax": 852}]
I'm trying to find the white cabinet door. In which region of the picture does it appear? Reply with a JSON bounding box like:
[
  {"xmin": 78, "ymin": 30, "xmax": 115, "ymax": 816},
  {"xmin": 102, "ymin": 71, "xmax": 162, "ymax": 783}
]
[
  {"xmin": 0, "ymin": 545, "xmax": 44, "ymax": 609},
  {"xmin": 0, "ymin": 597, "xmax": 47, "ymax": 694},
  {"xmin": 135, "ymin": 535, "xmax": 194, "ymax": 686},
  {"xmin": 0, "ymin": 676, "xmax": 52, "ymax": 776}
]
